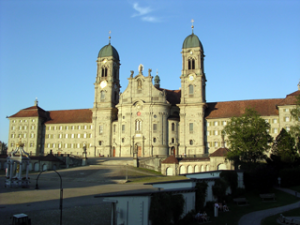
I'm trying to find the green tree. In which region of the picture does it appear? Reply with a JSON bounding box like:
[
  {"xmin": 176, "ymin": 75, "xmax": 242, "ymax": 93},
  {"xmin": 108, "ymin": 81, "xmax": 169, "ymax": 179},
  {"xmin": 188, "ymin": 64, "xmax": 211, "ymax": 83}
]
[
  {"xmin": 0, "ymin": 141, "xmax": 8, "ymax": 154},
  {"xmin": 289, "ymin": 94, "xmax": 300, "ymax": 151},
  {"xmin": 272, "ymin": 128, "xmax": 299, "ymax": 164},
  {"xmin": 223, "ymin": 108, "xmax": 273, "ymax": 163}
]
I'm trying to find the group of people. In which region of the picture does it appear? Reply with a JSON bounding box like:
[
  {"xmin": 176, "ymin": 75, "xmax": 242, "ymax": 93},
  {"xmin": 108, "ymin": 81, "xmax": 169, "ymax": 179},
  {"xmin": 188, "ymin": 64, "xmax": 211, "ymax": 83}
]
[
  {"xmin": 195, "ymin": 211, "xmax": 208, "ymax": 223},
  {"xmin": 215, "ymin": 200, "xmax": 230, "ymax": 212}
]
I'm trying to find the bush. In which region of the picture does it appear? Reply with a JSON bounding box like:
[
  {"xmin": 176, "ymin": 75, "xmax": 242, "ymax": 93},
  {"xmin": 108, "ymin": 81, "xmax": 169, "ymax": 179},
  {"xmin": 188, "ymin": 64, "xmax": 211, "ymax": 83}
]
[
  {"xmin": 149, "ymin": 192, "xmax": 185, "ymax": 225},
  {"xmin": 279, "ymin": 167, "xmax": 300, "ymax": 187},
  {"xmin": 195, "ymin": 182, "xmax": 208, "ymax": 211},
  {"xmin": 176, "ymin": 210, "xmax": 196, "ymax": 225},
  {"xmin": 243, "ymin": 164, "xmax": 277, "ymax": 193},
  {"xmin": 212, "ymin": 179, "xmax": 228, "ymax": 200},
  {"xmin": 220, "ymin": 171, "xmax": 238, "ymax": 194}
]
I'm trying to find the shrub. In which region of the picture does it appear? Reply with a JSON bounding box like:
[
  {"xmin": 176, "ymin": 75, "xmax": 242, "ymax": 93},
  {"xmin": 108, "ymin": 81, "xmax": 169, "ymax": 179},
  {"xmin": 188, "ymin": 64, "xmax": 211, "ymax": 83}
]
[
  {"xmin": 195, "ymin": 181, "xmax": 208, "ymax": 211},
  {"xmin": 212, "ymin": 179, "xmax": 228, "ymax": 200},
  {"xmin": 279, "ymin": 167, "xmax": 300, "ymax": 187},
  {"xmin": 220, "ymin": 171, "xmax": 238, "ymax": 194},
  {"xmin": 149, "ymin": 192, "xmax": 185, "ymax": 225}
]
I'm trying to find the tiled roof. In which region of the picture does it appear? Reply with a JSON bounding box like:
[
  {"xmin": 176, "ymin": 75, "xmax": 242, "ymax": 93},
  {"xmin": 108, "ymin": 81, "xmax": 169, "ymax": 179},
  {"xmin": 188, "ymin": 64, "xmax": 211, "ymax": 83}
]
[
  {"xmin": 45, "ymin": 109, "xmax": 92, "ymax": 124},
  {"xmin": 156, "ymin": 88, "xmax": 181, "ymax": 105},
  {"xmin": 210, "ymin": 148, "xmax": 229, "ymax": 157},
  {"xmin": 205, "ymin": 99, "xmax": 282, "ymax": 119},
  {"xmin": 161, "ymin": 155, "xmax": 179, "ymax": 164},
  {"xmin": 9, "ymin": 106, "xmax": 48, "ymax": 119},
  {"xmin": 277, "ymin": 90, "xmax": 300, "ymax": 106}
]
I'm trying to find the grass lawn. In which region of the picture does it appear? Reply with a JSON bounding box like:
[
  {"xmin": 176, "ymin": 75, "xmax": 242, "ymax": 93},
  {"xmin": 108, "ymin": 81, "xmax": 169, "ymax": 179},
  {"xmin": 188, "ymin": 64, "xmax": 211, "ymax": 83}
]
[
  {"xmin": 261, "ymin": 207, "xmax": 300, "ymax": 225},
  {"xmin": 288, "ymin": 185, "xmax": 300, "ymax": 193},
  {"xmin": 188, "ymin": 188, "xmax": 299, "ymax": 225}
]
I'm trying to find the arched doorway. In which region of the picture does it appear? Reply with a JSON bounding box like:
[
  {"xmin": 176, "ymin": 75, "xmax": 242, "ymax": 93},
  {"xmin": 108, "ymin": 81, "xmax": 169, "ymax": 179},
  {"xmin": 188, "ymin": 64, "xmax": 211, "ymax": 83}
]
[
  {"xmin": 187, "ymin": 165, "xmax": 193, "ymax": 174},
  {"xmin": 34, "ymin": 162, "xmax": 39, "ymax": 171},
  {"xmin": 166, "ymin": 167, "xmax": 173, "ymax": 176},
  {"xmin": 113, "ymin": 147, "xmax": 116, "ymax": 157},
  {"xmin": 179, "ymin": 166, "xmax": 186, "ymax": 174},
  {"xmin": 135, "ymin": 142, "xmax": 142, "ymax": 157},
  {"xmin": 42, "ymin": 164, "xmax": 47, "ymax": 171},
  {"xmin": 171, "ymin": 146, "xmax": 175, "ymax": 156},
  {"xmin": 206, "ymin": 165, "xmax": 210, "ymax": 171},
  {"xmin": 201, "ymin": 165, "xmax": 205, "ymax": 172},
  {"xmin": 217, "ymin": 163, "xmax": 227, "ymax": 170},
  {"xmin": 195, "ymin": 165, "xmax": 200, "ymax": 173}
]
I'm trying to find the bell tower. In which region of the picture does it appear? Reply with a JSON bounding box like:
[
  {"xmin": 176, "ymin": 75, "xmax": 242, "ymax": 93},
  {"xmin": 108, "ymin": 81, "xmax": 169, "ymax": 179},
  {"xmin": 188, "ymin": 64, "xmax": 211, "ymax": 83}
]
[
  {"xmin": 92, "ymin": 32, "xmax": 120, "ymax": 157},
  {"xmin": 177, "ymin": 20, "xmax": 207, "ymax": 156}
]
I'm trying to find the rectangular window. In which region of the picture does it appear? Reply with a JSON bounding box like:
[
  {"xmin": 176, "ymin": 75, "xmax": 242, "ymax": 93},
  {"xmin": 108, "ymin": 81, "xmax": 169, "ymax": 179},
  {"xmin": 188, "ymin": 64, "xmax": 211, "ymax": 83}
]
[
  {"xmin": 77, "ymin": 134, "xmax": 81, "ymax": 138},
  {"xmin": 122, "ymin": 125, "xmax": 125, "ymax": 133},
  {"xmin": 207, "ymin": 121, "xmax": 210, "ymax": 127},
  {"xmin": 153, "ymin": 124, "xmax": 157, "ymax": 133},
  {"xmin": 286, "ymin": 126, "xmax": 290, "ymax": 131},
  {"xmin": 99, "ymin": 125, "xmax": 103, "ymax": 134},
  {"xmin": 265, "ymin": 119, "xmax": 269, "ymax": 123},
  {"xmin": 113, "ymin": 125, "xmax": 116, "ymax": 133},
  {"xmin": 214, "ymin": 130, "xmax": 218, "ymax": 136},
  {"xmin": 214, "ymin": 142, "xmax": 218, "ymax": 147},
  {"xmin": 189, "ymin": 123, "xmax": 193, "ymax": 133},
  {"xmin": 65, "ymin": 134, "xmax": 68, "ymax": 138},
  {"xmin": 207, "ymin": 142, "xmax": 210, "ymax": 147},
  {"xmin": 273, "ymin": 128, "xmax": 278, "ymax": 134},
  {"xmin": 84, "ymin": 125, "xmax": 87, "ymax": 129},
  {"xmin": 65, "ymin": 143, "xmax": 68, "ymax": 148},
  {"xmin": 59, "ymin": 126, "xmax": 62, "ymax": 130},
  {"xmin": 122, "ymin": 138, "xmax": 124, "ymax": 143},
  {"xmin": 214, "ymin": 121, "xmax": 218, "ymax": 126},
  {"xmin": 99, "ymin": 141, "xmax": 102, "ymax": 146},
  {"xmin": 71, "ymin": 134, "xmax": 74, "ymax": 138},
  {"xmin": 71, "ymin": 126, "xmax": 74, "ymax": 130},
  {"xmin": 171, "ymin": 123, "xmax": 175, "ymax": 131},
  {"xmin": 84, "ymin": 133, "xmax": 87, "ymax": 138},
  {"xmin": 47, "ymin": 143, "xmax": 50, "ymax": 148},
  {"xmin": 273, "ymin": 119, "xmax": 277, "ymax": 123},
  {"xmin": 30, "ymin": 143, "xmax": 34, "ymax": 147},
  {"xmin": 222, "ymin": 121, "xmax": 227, "ymax": 126},
  {"xmin": 285, "ymin": 117, "xmax": 290, "ymax": 122},
  {"xmin": 207, "ymin": 131, "xmax": 210, "ymax": 136},
  {"xmin": 172, "ymin": 138, "xmax": 175, "ymax": 143},
  {"xmin": 58, "ymin": 143, "xmax": 62, "ymax": 148}
]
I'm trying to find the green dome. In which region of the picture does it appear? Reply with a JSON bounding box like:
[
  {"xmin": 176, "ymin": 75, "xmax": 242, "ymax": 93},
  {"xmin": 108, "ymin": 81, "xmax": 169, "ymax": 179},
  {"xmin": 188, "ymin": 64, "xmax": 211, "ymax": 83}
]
[
  {"xmin": 182, "ymin": 33, "xmax": 203, "ymax": 50},
  {"xmin": 98, "ymin": 44, "xmax": 119, "ymax": 61}
]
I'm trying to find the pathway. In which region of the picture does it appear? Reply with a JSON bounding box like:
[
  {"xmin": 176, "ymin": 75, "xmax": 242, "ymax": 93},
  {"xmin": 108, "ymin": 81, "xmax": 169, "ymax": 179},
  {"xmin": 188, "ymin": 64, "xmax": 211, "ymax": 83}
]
[{"xmin": 238, "ymin": 187, "xmax": 300, "ymax": 225}]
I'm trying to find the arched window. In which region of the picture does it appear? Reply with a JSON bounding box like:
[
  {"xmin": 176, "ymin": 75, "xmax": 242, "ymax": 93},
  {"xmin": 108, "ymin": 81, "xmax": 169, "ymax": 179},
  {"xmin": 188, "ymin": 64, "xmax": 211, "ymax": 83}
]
[
  {"xmin": 137, "ymin": 79, "xmax": 142, "ymax": 90},
  {"xmin": 100, "ymin": 91, "xmax": 105, "ymax": 101},
  {"xmin": 102, "ymin": 67, "xmax": 107, "ymax": 77},
  {"xmin": 171, "ymin": 123, "xmax": 175, "ymax": 131},
  {"xmin": 135, "ymin": 120, "xmax": 142, "ymax": 132},
  {"xmin": 188, "ymin": 59, "xmax": 195, "ymax": 70},
  {"xmin": 189, "ymin": 84, "xmax": 194, "ymax": 95}
]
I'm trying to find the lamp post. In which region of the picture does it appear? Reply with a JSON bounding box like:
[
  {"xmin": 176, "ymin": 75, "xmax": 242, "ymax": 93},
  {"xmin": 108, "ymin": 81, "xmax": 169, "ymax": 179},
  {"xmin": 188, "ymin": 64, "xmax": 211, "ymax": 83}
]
[
  {"xmin": 82, "ymin": 145, "xmax": 87, "ymax": 166},
  {"xmin": 35, "ymin": 170, "xmax": 63, "ymax": 225}
]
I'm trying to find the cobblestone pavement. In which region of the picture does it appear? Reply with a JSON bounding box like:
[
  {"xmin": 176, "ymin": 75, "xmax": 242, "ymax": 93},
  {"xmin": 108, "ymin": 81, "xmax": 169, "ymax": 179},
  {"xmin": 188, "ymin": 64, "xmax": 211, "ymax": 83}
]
[{"xmin": 0, "ymin": 165, "xmax": 157, "ymax": 225}]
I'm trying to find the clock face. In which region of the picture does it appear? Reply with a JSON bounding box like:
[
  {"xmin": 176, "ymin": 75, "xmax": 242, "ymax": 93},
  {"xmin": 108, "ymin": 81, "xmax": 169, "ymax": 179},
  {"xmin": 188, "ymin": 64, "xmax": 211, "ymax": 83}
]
[
  {"xmin": 100, "ymin": 80, "xmax": 107, "ymax": 89},
  {"xmin": 189, "ymin": 75, "xmax": 194, "ymax": 81}
]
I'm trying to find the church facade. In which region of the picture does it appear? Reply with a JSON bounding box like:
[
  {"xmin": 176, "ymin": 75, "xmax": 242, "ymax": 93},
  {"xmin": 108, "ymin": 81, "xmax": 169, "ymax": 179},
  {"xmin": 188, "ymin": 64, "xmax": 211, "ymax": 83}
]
[{"xmin": 7, "ymin": 30, "xmax": 299, "ymax": 170}]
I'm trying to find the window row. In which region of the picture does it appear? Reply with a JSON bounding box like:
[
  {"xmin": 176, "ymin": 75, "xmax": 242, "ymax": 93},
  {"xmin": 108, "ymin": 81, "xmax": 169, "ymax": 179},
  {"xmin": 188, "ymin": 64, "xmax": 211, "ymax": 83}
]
[
  {"xmin": 46, "ymin": 133, "xmax": 92, "ymax": 139},
  {"xmin": 207, "ymin": 141, "xmax": 227, "ymax": 148},
  {"xmin": 10, "ymin": 142, "xmax": 35, "ymax": 147},
  {"xmin": 12, "ymin": 119, "xmax": 35, "ymax": 123},
  {"xmin": 11, "ymin": 133, "xmax": 35, "ymax": 138},
  {"xmin": 46, "ymin": 143, "xmax": 91, "ymax": 149},
  {"xmin": 47, "ymin": 125, "xmax": 92, "ymax": 131},
  {"xmin": 11, "ymin": 125, "xmax": 36, "ymax": 130},
  {"xmin": 207, "ymin": 121, "xmax": 227, "ymax": 127}
]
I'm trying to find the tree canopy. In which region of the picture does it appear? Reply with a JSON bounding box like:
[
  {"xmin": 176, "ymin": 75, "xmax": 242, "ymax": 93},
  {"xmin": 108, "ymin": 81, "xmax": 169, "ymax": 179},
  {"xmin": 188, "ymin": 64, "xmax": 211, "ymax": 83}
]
[
  {"xmin": 289, "ymin": 94, "xmax": 300, "ymax": 151},
  {"xmin": 223, "ymin": 108, "xmax": 273, "ymax": 163}
]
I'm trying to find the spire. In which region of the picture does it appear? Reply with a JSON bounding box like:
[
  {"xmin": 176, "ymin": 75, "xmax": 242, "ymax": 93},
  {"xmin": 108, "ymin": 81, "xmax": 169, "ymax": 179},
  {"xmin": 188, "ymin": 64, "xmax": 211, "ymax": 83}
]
[
  {"xmin": 108, "ymin": 30, "xmax": 111, "ymax": 44},
  {"xmin": 191, "ymin": 19, "xmax": 194, "ymax": 34},
  {"xmin": 34, "ymin": 98, "xmax": 38, "ymax": 106},
  {"xmin": 154, "ymin": 70, "xmax": 160, "ymax": 88}
]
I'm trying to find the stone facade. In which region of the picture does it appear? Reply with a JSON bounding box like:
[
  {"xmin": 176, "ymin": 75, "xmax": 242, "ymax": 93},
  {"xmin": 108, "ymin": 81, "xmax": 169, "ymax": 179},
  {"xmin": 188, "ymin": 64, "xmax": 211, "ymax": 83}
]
[{"xmin": 6, "ymin": 30, "xmax": 299, "ymax": 172}]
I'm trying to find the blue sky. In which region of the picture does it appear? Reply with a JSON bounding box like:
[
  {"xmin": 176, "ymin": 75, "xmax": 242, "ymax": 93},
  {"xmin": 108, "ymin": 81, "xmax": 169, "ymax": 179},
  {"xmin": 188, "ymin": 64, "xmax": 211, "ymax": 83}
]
[{"xmin": 0, "ymin": 0, "xmax": 299, "ymax": 143}]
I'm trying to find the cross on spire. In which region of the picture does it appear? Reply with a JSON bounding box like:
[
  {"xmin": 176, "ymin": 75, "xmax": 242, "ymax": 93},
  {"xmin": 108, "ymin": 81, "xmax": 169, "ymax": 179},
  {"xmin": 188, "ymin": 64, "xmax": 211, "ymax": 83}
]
[
  {"xmin": 191, "ymin": 19, "xmax": 194, "ymax": 34},
  {"xmin": 109, "ymin": 30, "xmax": 111, "ymax": 44}
]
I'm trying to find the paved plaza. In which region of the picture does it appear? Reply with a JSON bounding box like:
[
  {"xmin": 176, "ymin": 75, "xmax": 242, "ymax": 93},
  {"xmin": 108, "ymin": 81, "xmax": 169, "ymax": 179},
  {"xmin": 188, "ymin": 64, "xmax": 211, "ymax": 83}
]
[{"xmin": 0, "ymin": 164, "xmax": 158, "ymax": 225}]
